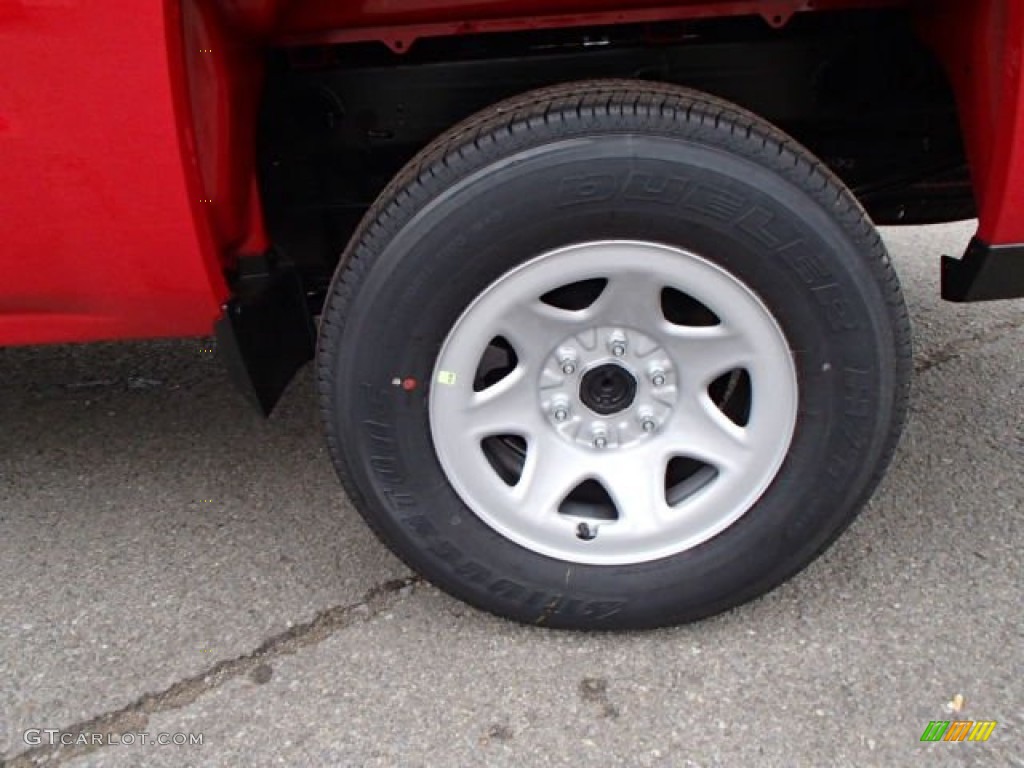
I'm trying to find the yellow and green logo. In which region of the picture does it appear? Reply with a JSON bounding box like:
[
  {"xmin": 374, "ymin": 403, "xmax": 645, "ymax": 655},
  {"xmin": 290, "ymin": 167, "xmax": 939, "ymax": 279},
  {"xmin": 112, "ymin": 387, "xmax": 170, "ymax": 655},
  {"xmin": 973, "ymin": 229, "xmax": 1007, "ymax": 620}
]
[{"xmin": 920, "ymin": 720, "xmax": 997, "ymax": 742}]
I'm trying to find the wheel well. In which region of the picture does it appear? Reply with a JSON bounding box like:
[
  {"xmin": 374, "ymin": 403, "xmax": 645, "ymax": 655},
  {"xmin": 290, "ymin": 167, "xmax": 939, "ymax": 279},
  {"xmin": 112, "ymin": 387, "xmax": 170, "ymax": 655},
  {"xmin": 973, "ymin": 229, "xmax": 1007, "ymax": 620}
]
[{"xmin": 256, "ymin": 9, "xmax": 970, "ymax": 299}]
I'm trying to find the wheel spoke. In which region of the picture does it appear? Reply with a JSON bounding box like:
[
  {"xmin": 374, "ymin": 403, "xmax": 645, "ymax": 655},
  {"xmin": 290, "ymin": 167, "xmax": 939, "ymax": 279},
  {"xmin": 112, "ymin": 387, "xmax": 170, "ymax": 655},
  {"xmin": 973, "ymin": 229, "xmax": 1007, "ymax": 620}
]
[
  {"xmin": 665, "ymin": 394, "xmax": 751, "ymax": 474},
  {"xmin": 495, "ymin": 300, "xmax": 583, "ymax": 366},
  {"xmin": 594, "ymin": 449, "xmax": 668, "ymax": 534},
  {"xmin": 460, "ymin": 367, "xmax": 542, "ymax": 438},
  {"xmin": 590, "ymin": 272, "xmax": 665, "ymax": 330},
  {"xmin": 663, "ymin": 326, "xmax": 756, "ymax": 387},
  {"xmin": 515, "ymin": 437, "xmax": 589, "ymax": 517}
]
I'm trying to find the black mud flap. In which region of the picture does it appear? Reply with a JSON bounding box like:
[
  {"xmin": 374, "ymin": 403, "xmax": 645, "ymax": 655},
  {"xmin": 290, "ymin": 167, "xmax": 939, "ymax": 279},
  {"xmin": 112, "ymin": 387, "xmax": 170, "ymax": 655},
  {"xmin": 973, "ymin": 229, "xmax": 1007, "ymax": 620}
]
[
  {"xmin": 215, "ymin": 256, "xmax": 316, "ymax": 415},
  {"xmin": 942, "ymin": 237, "xmax": 1024, "ymax": 302}
]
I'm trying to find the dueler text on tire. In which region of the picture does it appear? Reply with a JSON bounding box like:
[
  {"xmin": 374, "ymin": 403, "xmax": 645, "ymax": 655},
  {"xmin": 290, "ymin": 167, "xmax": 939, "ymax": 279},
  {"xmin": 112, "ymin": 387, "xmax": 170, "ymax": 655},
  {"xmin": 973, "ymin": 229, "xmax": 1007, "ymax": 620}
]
[{"xmin": 317, "ymin": 80, "xmax": 912, "ymax": 629}]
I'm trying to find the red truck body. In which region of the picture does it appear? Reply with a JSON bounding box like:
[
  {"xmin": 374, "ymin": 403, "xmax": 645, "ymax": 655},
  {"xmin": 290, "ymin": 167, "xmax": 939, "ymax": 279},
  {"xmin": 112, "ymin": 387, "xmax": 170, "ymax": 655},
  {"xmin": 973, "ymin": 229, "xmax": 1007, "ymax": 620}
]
[{"xmin": 1, "ymin": 0, "xmax": 1022, "ymax": 349}]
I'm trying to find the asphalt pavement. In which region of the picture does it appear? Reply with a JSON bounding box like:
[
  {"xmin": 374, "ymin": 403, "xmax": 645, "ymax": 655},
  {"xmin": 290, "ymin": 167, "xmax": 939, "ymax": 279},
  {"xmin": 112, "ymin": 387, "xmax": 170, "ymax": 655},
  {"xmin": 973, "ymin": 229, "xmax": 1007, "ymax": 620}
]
[{"xmin": 0, "ymin": 221, "xmax": 1021, "ymax": 767}]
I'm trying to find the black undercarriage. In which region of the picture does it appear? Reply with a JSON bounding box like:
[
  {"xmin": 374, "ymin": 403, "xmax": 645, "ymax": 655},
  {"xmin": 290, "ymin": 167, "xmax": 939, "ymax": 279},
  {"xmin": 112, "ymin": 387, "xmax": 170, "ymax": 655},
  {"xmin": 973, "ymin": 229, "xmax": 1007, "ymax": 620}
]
[{"xmin": 257, "ymin": 9, "xmax": 973, "ymax": 295}]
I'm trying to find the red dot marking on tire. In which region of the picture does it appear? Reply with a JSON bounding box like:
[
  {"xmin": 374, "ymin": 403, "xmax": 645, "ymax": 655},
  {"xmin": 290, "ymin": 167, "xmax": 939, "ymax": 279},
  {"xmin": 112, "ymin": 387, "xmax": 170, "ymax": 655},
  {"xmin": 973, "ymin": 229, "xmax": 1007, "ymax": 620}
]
[{"xmin": 402, "ymin": 377, "xmax": 418, "ymax": 391}]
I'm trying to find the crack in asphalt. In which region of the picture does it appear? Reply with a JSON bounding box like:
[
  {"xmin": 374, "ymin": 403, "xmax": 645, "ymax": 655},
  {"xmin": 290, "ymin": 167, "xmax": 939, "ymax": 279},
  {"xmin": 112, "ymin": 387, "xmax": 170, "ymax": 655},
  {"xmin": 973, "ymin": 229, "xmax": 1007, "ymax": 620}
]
[
  {"xmin": 914, "ymin": 315, "xmax": 1023, "ymax": 373},
  {"xmin": 2, "ymin": 575, "xmax": 422, "ymax": 767}
]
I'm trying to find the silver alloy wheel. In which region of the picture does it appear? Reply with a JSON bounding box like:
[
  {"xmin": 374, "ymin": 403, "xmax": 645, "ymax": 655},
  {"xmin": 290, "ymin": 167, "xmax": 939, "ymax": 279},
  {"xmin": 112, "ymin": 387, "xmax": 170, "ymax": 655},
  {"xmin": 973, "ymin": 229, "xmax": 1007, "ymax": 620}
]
[{"xmin": 429, "ymin": 241, "xmax": 798, "ymax": 565}]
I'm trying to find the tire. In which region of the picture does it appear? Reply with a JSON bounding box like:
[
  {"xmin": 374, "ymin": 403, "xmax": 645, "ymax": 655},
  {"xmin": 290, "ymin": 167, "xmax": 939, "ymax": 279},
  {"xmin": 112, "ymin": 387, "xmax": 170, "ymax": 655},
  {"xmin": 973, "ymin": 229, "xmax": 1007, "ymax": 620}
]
[{"xmin": 317, "ymin": 80, "xmax": 911, "ymax": 629}]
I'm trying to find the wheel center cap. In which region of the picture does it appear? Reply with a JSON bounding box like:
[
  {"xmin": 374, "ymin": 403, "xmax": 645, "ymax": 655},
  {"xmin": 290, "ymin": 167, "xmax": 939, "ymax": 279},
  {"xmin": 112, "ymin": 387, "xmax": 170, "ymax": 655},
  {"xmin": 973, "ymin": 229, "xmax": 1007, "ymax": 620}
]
[
  {"xmin": 580, "ymin": 363, "xmax": 637, "ymax": 415},
  {"xmin": 541, "ymin": 325, "xmax": 677, "ymax": 450}
]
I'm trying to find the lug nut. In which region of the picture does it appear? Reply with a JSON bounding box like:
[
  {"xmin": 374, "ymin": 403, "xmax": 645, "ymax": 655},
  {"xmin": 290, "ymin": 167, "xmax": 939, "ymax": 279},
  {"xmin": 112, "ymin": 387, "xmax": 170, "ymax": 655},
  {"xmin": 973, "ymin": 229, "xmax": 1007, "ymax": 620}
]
[
  {"xmin": 642, "ymin": 418, "xmax": 656, "ymax": 433},
  {"xmin": 551, "ymin": 397, "xmax": 571, "ymax": 423},
  {"xmin": 608, "ymin": 331, "xmax": 627, "ymax": 357},
  {"xmin": 650, "ymin": 369, "xmax": 666, "ymax": 388},
  {"xmin": 594, "ymin": 435, "xmax": 608, "ymax": 449},
  {"xmin": 558, "ymin": 350, "xmax": 578, "ymax": 376}
]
